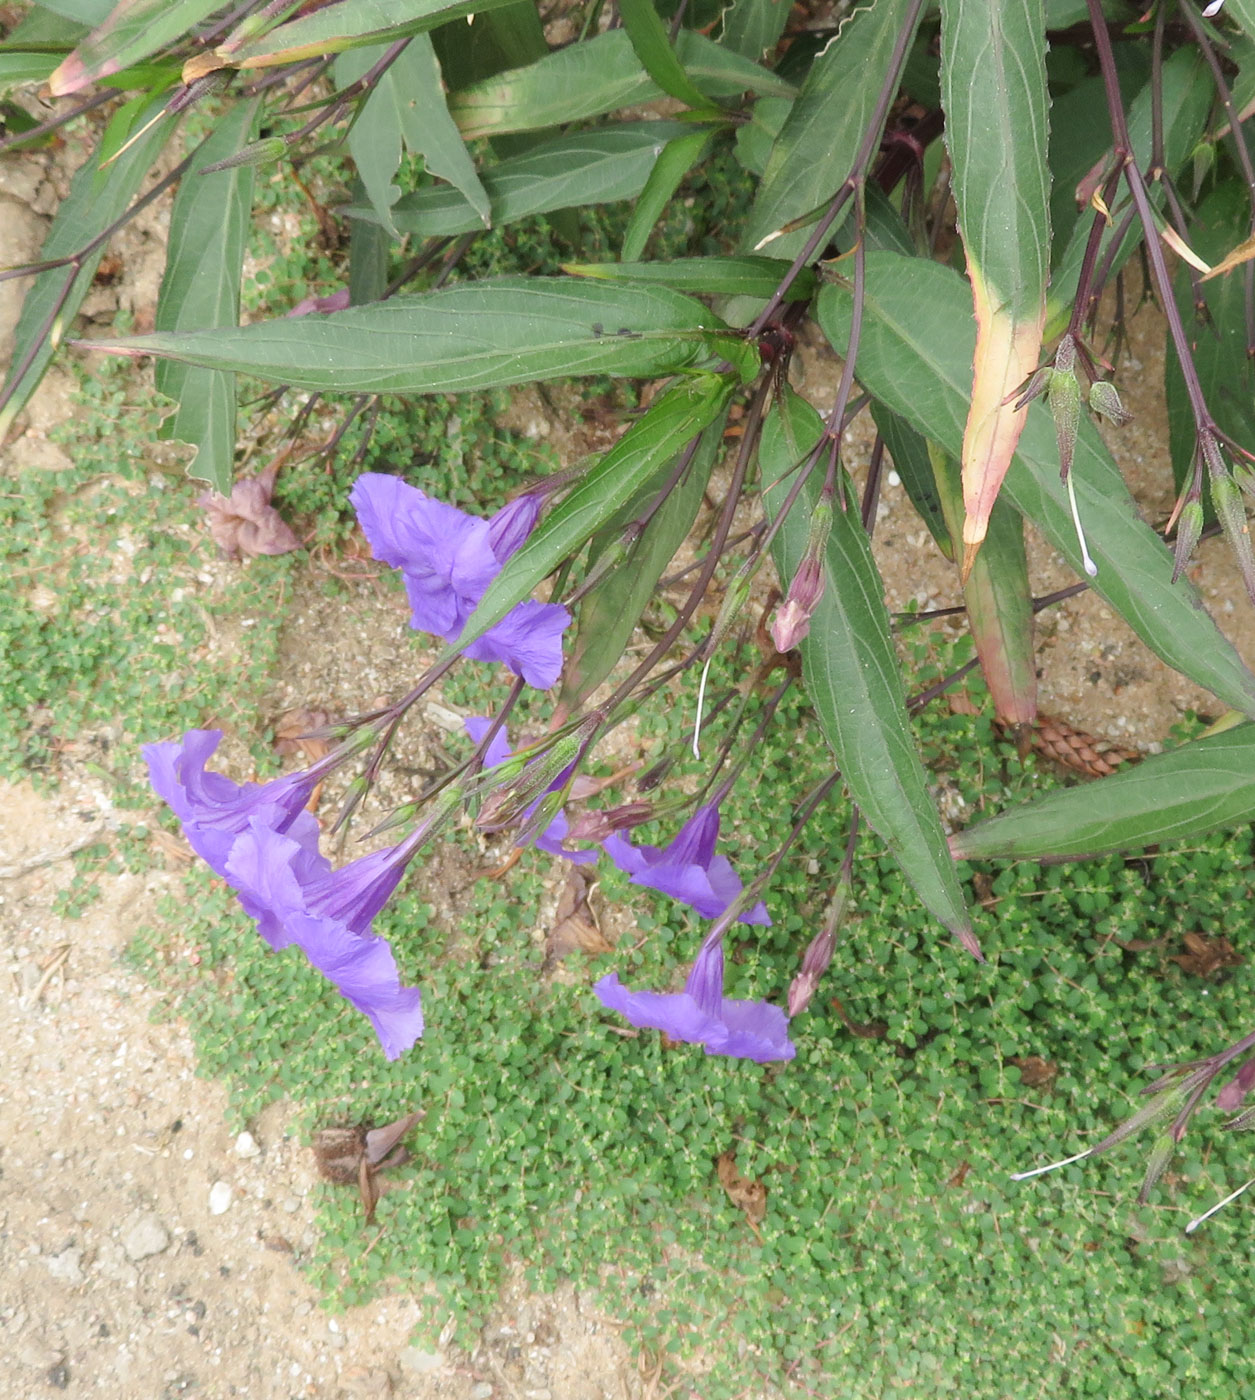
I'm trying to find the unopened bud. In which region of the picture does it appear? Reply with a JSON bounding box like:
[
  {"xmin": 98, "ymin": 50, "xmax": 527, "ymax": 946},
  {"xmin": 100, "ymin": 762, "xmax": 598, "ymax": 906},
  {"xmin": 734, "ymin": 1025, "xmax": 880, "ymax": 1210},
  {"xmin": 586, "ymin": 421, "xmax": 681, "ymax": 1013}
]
[
  {"xmin": 1217, "ymin": 1057, "xmax": 1255, "ymax": 1113},
  {"xmin": 1234, "ymin": 460, "xmax": 1255, "ymax": 501},
  {"xmin": 1172, "ymin": 499, "xmax": 1205, "ymax": 582},
  {"xmin": 1088, "ymin": 380, "xmax": 1132, "ymax": 426},
  {"xmin": 771, "ymin": 497, "xmax": 832, "ymax": 652},
  {"xmin": 1047, "ymin": 365, "xmax": 1082, "ymax": 478},
  {"xmin": 199, "ymin": 136, "xmax": 287, "ymax": 176},
  {"xmin": 1013, "ymin": 365, "xmax": 1052, "ymax": 411},
  {"xmin": 1210, "ymin": 471, "xmax": 1255, "ymax": 596},
  {"xmin": 567, "ymin": 802, "xmax": 654, "ymax": 844},
  {"xmin": 787, "ymin": 928, "xmax": 835, "ymax": 1018}
]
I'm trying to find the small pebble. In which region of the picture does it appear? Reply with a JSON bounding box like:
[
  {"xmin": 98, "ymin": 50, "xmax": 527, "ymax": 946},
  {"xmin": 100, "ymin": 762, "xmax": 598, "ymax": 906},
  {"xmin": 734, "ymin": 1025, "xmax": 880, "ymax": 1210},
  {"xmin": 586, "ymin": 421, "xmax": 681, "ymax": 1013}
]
[
  {"xmin": 208, "ymin": 1181, "xmax": 233, "ymax": 1216},
  {"xmin": 398, "ymin": 1348, "xmax": 444, "ymax": 1376},
  {"xmin": 471, "ymin": 1384, "xmax": 494, "ymax": 1400},
  {"xmin": 122, "ymin": 1213, "xmax": 170, "ymax": 1261},
  {"xmin": 234, "ymin": 1131, "xmax": 261, "ymax": 1159},
  {"xmin": 45, "ymin": 1248, "xmax": 85, "ymax": 1285}
]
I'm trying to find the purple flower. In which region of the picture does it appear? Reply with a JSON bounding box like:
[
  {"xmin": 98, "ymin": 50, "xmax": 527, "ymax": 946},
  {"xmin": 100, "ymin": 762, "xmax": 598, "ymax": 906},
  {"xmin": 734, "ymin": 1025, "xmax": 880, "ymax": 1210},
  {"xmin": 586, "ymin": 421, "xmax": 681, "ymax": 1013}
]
[
  {"xmin": 225, "ymin": 821, "xmax": 423, "ymax": 1060},
  {"xmin": 602, "ymin": 805, "xmax": 770, "ymax": 924},
  {"xmin": 143, "ymin": 728, "xmax": 320, "ymax": 878},
  {"xmin": 350, "ymin": 473, "xmax": 569, "ymax": 689},
  {"xmin": 594, "ymin": 939, "xmax": 794, "ymax": 1063},
  {"xmin": 465, "ymin": 717, "xmax": 596, "ymax": 864}
]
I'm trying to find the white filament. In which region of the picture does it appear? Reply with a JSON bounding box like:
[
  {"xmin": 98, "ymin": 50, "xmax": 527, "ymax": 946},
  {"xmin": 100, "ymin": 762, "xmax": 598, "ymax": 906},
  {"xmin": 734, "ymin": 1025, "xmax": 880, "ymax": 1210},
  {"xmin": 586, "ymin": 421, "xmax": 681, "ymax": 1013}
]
[
  {"xmin": 1185, "ymin": 1176, "xmax": 1255, "ymax": 1234},
  {"xmin": 693, "ymin": 655, "xmax": 714, "ymax": 760},
  {"xmin": 1009, "ymin": 1148, "xmax": 1092, "ymax": 1182},
  {"xmin": 1066, "ymin": 469, "xmax": 1099, "ymax": 578}
]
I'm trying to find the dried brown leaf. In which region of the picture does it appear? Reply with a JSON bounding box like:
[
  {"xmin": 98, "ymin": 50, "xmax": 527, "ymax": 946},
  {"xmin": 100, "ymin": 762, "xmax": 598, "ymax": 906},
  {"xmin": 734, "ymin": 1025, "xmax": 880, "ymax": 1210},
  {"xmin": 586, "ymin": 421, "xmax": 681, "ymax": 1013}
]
[
  {"xmin": 273, "ymin": 708, "xmax": 332, "ymax": 761},
  {"xmin": 715, "ymin": 1148, "xmax": 767, "ymax": 1226},
  {"xmin": 1170, "ymin": 931, "xmax": 1243, "ymax": 980},
  {"xmin": 1010, "ymin": 1055, "xmax": 1058, "ymax": 1090},
  {"xmin": 547, "ymin": 866, "xmax": 611, "ymax": 961}
]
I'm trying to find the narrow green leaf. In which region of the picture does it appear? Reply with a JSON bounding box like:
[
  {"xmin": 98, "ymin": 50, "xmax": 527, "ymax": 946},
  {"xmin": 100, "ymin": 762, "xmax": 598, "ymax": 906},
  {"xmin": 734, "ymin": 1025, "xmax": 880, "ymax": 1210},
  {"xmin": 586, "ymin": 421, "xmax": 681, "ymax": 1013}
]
[
  {"xmin": 31, "ymin": 0, "xmax": 112, "ymax": 25},
  {"xmin": 940, "ymin": 1, "xmax": 1050, "ymax": 327},
  {"xmin": 564, "ymin": 254, "xmax": 815, "ymax": 304},
  {"xmin": 561, "ymin": 414, "xmax": 724, "ymax": 708},
  {"xmin": 740, "ymin": 0, "xmax": 922, "ymax": 260},
  {"xmin": 339, "ymin": 35, "xmax": 489, "ymax": 237},
  {"xmin": 227, "ymin": 0, "xmax": 523, "ymax": 68},
  {"xmin": 939, "ymin": 0, "xmax": 1051, "ymax": 564},
  {"xmin": 870, "ymin": 405, "xmax": 952, "ymax": 558},
  {"xmin": 348, "ymin": 199, "xmax": 390, "ymax": 307},
  {"xmin": 84, "ymin": 276, "xmax": 751, "ymax": 394},
  {"xmin": 930, "ymin": 441, "xmax": 1037, "ymax": 725},
  {"xmin": 619, "ymin": 0, "xmax": 716, "ymax": 111},
  {"xmin": 0, "ymin": 94, "xmax": 175, "ymax": 436},
  {"xmin": 450, "ymin": 377, "xmax": 733, "ymax": 661},
  {"xmin": 153, "ymin": 99, "xmax": 259, "ymax": 495},
  {"xmin": 449, "ymin": 29, "xmax": 793, "ymax": 140},
  {"xmin": 0, "ymin": 51, "xmax": 60, "ymax": 90},
  {"xmin": 621, "ymin": 128, "xmax": 716, "ymax": 263},
  {"xmin": 951, "ymin": 724, "xmax": 1255, "ymax": 860},
  {"xmin": 762, "ymin": 386, "xmax": 975, "ymax": 948},
  {"xmin": 817, "ymin": 252, "xmax": 1255, "ymax": 719},
  {"xmin": 1165, "ymin": 185, "xmax": 1255, "ymax": 498},
  {"xmin": 357, "ymin": 123, "xmax": 689, "ymax": 238},
  {"xmin": 1046, "ymin": 49, "xmax": 1211, "ymax": 333},
  {"xmin": 49, "ymin": 0, "xmax": 222, "ymax": 94},
  {"xmin": 720, "ymin": 0, "xmax": 793, "ymax": 61},
  {"xmin": 1224, "ymin": 0, "xmax": 1255, "ymax": 43}
]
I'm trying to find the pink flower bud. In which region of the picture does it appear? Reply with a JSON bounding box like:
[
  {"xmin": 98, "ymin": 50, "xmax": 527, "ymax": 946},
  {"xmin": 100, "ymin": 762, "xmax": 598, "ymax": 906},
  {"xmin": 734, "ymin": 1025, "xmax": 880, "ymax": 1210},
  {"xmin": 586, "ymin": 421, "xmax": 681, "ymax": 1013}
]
[
  {"xmin": 771, "ymin": 497, "xmax": 832, "ymax": 652},
  {"xmin": 567, "ymin": 802, "xmax": 654, "ymax": 844}
]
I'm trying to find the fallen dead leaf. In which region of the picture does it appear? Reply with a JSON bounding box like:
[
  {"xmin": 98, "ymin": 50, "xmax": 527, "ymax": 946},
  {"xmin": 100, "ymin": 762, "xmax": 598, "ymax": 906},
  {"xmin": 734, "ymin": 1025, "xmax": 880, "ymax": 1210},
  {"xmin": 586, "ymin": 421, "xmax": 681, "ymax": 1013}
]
[
  {"xmin": 199, "ymin": 461, "xmax": 300, "ymax": 559},
  {"xmin": 273, "ymin": 708, "xmax": 332, "ymax": 762},
  {"xmin": 1010, "ymin": 1055, "xmax": 1058, "ymax": 1090},
  {"xmin": 716, "ymin": 1148, "xmax": 767, "ymax": 1231},
  {"xmin": 1170, "ymin": 931, "xmax": 1243, "ymax": 980},
  {"xmin": 547, "ymin": 866, "xmax": 611, "ymax": 961}
]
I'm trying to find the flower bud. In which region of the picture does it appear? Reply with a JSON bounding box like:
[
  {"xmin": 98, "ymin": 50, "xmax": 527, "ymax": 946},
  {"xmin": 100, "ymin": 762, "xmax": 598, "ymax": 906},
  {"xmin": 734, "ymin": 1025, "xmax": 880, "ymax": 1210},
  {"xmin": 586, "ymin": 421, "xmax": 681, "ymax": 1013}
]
[
  {"xmin": 1172, "ymin": 498, "xmax": 1204, "ymax": 581},
  {"xmin": 199, "ymin": 136, "xmax": 287, "ymax": 175},
  {"xmin": 567, "ymin": 802, "xmax": 654, "ymax": 844},
  {"xmin": 1088, "ymin": 380, "xmax": 1132, "ymax": 426},
  {"xmin": 1047, "ymin": 365, "xmax": 1082, "ymax": 478},
  {"xmin": 771, "ymin": 495, "xmax": 832, "ymax": 652},
  {"xmin": 787, "ymin": 927, "xmax": 835, "ymax": 1018}
]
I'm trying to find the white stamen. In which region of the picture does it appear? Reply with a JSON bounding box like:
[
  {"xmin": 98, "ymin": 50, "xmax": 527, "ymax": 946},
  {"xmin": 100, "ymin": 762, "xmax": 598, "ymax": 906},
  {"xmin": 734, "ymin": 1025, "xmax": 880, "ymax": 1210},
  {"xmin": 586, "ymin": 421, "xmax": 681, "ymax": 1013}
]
[
  {"xmin": 1009, "ymin": 1148, "xmax": 1092, "ymax": 1181},
  {"xmin": 1203, "ymin": 1, "xmax": 1226, "ymax": 17},
  {"xmin": 1185, "ymin": 1176, "xmax": 1255, "ymax": 1234},
  {"xmin": 692, "ymin": 654, "xmax": 714, "ymax": 760},
  {"xmin": 1066, "ymin": 468, "xmax": 1099, "ymax": 578}
]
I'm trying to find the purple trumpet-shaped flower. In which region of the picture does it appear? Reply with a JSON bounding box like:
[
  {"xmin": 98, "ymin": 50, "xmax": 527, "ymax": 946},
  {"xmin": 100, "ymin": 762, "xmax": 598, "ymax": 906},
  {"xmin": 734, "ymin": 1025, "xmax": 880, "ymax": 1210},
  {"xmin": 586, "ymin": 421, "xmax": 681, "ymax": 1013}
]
[
  {"xmin": 465, "ymin": 717, "xmax": 596, "ymax": 864},
  {"xmin": 143, "ymin": 728, "xmax": 320, "ymax": 879},
  {"xmin": 594, "ymin": 938, "xmax": 794, "ymax": 1063},
  {"xmin": 349, "ymin": 473, "xmax": 569, "ymax": 689},
  {"xmin": 224, "ymin": 820, "xmax": 423, "ymax": 1060},
  {"xmin": 602, "ymin": 805, "xmax": 770, "ymax": 924}
]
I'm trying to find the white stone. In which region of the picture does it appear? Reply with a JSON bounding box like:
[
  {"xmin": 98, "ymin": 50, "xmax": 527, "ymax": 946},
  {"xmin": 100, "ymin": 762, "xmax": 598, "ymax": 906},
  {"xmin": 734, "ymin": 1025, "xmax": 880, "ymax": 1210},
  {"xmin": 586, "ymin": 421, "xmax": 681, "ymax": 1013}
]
[
  {"xmin": 44, "ymin": 1247, "xmax": 85, "ymax": 1285},
  {"xmin": 207, "ymin": 1181, "xmax": 233, "ymax": 1216},
  {"xmin": 233, "ymin": 1131, "xmax": 261, "ymax": 1159},
  {"xmin": 122, "ymin": 1213, "xmax": 170, "ymax": 1261}
]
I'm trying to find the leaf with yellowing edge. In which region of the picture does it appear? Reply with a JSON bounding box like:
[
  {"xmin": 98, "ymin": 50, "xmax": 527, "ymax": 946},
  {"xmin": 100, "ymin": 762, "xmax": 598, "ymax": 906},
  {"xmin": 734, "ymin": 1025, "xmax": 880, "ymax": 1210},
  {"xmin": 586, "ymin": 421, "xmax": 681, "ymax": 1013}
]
[{"xmin": 939, "ymin": 0, "xmax": 1052, "ymax": 579}]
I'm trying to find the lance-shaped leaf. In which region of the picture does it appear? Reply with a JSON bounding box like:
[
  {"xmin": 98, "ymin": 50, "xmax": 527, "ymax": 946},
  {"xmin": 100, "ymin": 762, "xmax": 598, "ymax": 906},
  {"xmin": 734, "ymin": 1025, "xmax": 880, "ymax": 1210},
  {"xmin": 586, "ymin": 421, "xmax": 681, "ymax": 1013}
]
[
  {"xmin": 817, "ymin": 252, "xmax": 1255, "ymax": 719},
  {"xmin": 929, "ymin": 439, "xmax": 1037, "ymax": 726},
  {"xmin": 48, "ymin": 0, "xmax": 221, "ymax": 94},
  {"xmin": 363, "ymin": 123, "xmax": 692, "ymax": 239},
  {"xmin": 621, "ymin": 128, "xmax": 717, "ymax": 263},
  {"xmin": 739, "ymin": 0, "xmax": 922, "ymax": 261},
  {"xmin": 560, "ymin": 412, "xmax": 724, "ymax": 709},
  {"xmin": 939, "ymin": 0, "xmax": 1050, "ymax": 574},
  {"xmin": 335, "ymin": 37, "xmax": 488, "ymax": 238},
  {"xmin": 619, "ymin": 0, "xmax": 716, "ymax": 111},
  {"xmin": 448, "ymin": 29, "xmax": 792, "ymax": 140},
  {"xmin": 0, "ymin": 51, "xmax": 62, "ymax": 90},
  {"xmin": 563, "ymin": 256, "xmax": 815, "ymax": 301},
  {"xmin": 0, "ymin": 94, "xmax": 175, "ymax": 437},
  {"xmin": 951, "ymin": 724, "xmax": 1255, "ymax": 860},
  {"xmin": 446, "ymin": 377, "xmax": 735, "ymax": 662},
  {"xmin": 762, "ymin": 387, "xmax": 977, "ymax": 953},
  {"xmin": 870, "ymin": 405, "xmax": 952, "ymax": 558},
  {"xmin": 154, "ymin": 98, "xmax": 259, "ymax": 495},
  {"xmin": 81, "ymin": 276, "xmax": 757, "ymax": 393},
  {"xmin": 223, "ymin": 0, "xmax": 524, "ymax": 68},
  {"xmin": 1165, "ymin": 186, "xmax": 1255, "ymax": 499}
]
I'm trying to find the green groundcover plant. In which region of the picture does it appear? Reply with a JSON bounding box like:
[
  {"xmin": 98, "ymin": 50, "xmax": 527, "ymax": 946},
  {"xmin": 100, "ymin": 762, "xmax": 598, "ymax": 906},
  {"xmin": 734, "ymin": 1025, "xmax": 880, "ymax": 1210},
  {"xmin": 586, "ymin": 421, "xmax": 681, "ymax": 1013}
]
[{"xmin": 7, "ymin": 0, "xmax": 1255, "ymax": 1299}]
